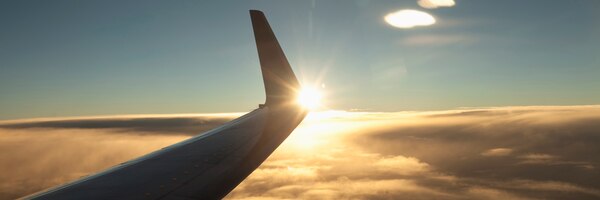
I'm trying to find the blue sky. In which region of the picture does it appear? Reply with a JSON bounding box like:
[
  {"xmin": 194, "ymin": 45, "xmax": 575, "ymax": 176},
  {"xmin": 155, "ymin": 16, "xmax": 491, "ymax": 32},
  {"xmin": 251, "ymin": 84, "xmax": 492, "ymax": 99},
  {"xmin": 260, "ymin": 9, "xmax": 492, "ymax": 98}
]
[{"xmin": 1, "ymin": 0, "xmax": 599, "ymax": 119}]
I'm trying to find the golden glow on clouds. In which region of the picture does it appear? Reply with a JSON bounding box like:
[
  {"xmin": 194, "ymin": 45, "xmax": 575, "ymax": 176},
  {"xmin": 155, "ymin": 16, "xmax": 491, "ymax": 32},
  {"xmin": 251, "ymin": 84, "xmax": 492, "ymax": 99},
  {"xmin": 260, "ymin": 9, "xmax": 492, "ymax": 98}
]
[
  {"xmin": 283, "ymin": 111, "xmax": 370, "ymax": 150},
  {"xmin": 418, "ymin": 0, "xmax": 456, "ymax": 9},
  {"xmin": 384, "ymin": 10, "xmax": 436, "ymax": 29},
  {"xmin": 2, "ymin": 106, "xmax": 600, "ymax": 199}
]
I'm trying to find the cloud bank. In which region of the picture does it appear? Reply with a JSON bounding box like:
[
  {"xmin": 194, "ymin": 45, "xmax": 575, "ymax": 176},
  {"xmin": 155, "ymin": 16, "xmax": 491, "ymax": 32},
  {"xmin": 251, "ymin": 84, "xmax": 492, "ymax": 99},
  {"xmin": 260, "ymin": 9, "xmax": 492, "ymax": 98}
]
[{"xmin": 1, "ymin": 106, "xmax": 600, "ymax": 199}]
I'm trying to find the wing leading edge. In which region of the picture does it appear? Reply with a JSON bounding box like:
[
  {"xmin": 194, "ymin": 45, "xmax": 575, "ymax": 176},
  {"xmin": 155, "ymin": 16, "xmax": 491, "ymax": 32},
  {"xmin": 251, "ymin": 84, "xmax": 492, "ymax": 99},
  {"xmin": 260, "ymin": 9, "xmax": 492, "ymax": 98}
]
[{"xmin": 23, "ymin": 10, "xmax": 307, "ymax": 200}]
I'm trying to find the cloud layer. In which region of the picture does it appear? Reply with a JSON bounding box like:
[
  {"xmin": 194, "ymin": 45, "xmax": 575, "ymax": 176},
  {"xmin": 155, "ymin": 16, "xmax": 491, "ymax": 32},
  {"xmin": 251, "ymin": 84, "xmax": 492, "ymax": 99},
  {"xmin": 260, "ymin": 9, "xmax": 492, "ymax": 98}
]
[{"xmin": 1, "ymin": 106, "xmax": 600, "ymax": 199}]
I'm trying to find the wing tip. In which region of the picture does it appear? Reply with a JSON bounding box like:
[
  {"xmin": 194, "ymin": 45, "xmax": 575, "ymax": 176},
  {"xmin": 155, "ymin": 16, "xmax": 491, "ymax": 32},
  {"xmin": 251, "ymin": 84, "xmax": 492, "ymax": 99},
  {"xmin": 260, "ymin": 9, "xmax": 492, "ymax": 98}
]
[
  {"xmin": 249, "ymin": 10, "xmax": 301, "ymax": 107},
  {"xmin": 249, "ymin": 10, "xmax": 264, "ymax": 14},
  {"xmin": 249, "ymin": 10, "xmax": 266, "ymax": 25}
]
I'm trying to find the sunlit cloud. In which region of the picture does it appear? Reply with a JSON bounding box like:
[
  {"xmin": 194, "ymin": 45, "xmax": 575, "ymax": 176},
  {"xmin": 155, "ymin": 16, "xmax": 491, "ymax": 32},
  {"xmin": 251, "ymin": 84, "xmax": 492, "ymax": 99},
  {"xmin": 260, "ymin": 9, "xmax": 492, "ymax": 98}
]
[
  {"xmin": 519, "ymin": 153, "xmax": 556, "ymax": 162},
  {"xmin": 481, "ymin": 148, "xmax": 513, "ymax": 157},
  {"xmin": 465, "ymin": 187, "xmax": 530, "ymax": 200},
  {"xmin": 418, "ymin": 0, "xmax": 456, "ymax": 9},
  {"xmin": 374, "ymin": 156, "xmax": 430, "ymax": 175},
  {"xmin": 503, "ymin": 180, "xmax": 600, "ymax": 196},
  {"xmin": 515, "ymin": 153, "xmax": 593, "ymax": 169},
  {"xmin": 384, "ymin": 9, "xmax": 436, "ymax": 29}
]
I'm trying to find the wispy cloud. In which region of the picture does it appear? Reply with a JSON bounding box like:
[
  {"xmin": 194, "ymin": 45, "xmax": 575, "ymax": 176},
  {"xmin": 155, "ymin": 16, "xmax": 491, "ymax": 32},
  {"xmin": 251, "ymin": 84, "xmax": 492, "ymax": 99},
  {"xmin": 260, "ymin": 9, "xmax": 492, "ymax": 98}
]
[
  {"xmin": 481, "ymin": 148, "xmax": 514, "ymax": 157},
  {"xmin": 398, "ymin": 34, "xmax": 475, "ymax": 46}
]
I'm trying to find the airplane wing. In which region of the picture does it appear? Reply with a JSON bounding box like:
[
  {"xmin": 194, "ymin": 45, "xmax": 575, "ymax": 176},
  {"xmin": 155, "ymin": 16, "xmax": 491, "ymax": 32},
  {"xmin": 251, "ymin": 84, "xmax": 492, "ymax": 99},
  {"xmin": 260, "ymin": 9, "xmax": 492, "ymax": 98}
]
[{"xmin": 22, "ymin": 10, "xmax": 307, "ymax": 200}]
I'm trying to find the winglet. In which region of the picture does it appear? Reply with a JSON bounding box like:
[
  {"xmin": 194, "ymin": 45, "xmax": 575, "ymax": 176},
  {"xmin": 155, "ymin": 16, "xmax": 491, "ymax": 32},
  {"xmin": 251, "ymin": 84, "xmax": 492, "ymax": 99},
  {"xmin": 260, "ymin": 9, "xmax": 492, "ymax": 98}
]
[{"xmin": 250, "ymin": 10, "xmax": 301, "ymax": 107}]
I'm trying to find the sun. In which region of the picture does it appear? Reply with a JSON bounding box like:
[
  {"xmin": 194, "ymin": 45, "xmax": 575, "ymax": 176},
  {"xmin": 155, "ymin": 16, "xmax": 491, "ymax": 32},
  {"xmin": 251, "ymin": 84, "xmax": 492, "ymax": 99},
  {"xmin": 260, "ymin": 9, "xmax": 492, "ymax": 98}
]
[{"xmin": 297, "ymin": 87, "xmax": 322, "ymax": 110}]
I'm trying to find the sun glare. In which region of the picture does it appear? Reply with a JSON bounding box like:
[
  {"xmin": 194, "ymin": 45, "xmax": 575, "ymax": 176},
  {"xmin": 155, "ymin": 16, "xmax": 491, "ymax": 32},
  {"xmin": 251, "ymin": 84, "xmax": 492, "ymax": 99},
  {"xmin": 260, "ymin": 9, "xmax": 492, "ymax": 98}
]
[{"xmin": 297, "ymin": 87, "xmax": 322, "ymax": 110}]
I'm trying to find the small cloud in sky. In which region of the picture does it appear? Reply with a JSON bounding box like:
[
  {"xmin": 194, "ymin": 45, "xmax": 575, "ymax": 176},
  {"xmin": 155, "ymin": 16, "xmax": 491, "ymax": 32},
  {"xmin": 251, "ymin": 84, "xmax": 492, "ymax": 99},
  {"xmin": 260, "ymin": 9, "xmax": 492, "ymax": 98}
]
[
  {"xmin": 384, "ymin": 10, "xmax": 435, "ymax": 29},
  {"xmin": 481, "ymin": 148, "xmax": 513, "ymax": 157},
  {"xmin": 418, "ymin": 0, "xmax": 456, "ymax": 9}
]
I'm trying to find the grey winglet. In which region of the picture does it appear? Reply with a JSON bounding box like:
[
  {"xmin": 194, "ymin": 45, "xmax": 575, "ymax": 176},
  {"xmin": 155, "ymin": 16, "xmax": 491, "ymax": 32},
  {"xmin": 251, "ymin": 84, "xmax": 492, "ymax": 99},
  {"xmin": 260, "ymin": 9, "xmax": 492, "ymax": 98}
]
[{"xmin": 250, "ymin": 10, "xmax": 301, "ymax": 106}]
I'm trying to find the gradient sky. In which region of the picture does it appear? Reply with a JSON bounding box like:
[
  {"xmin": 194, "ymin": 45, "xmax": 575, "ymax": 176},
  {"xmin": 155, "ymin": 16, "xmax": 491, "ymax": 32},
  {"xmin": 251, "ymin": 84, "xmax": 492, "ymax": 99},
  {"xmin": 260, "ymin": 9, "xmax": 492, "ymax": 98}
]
[{"xmin": 1, "ymin": 0, "xmax": 600, "ymax": 120}]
